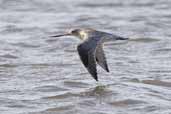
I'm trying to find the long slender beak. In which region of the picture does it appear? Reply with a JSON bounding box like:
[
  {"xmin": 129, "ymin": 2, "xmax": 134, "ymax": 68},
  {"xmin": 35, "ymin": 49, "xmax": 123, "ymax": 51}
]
[{"xmin": 51, "ymin": 33, "xmax": 71, "ymax": 37}]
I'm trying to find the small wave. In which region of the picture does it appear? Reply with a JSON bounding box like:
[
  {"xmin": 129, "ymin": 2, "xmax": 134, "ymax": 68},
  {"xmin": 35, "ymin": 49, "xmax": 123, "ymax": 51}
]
[
  {"xmin": 43, "ymin": 92, "xmax": 79, "ymax": 100},
  {"xmin": 128, "ymin": 79, "xmax": 171, "ymax": 87},
  {"xmin": 128, "ymin": 37, "xmax": 160, "ymax": 43},
  {"xmin": 45, "ymin": 105, "xmax": 74, "ymax": 112},
  {"xmin": 78, "ymin": 3, "xmax": 123, "ymax": 8},
  {"xmin": 63, "ymin": 80, "xmax": 90, "ymax": 88},
  {"xmin": 153, "ymin": 48, "xmax": 171, "ymax": 52},
  {"xmin": 1, "ymin": 25, "xmax": 23, "ymax": 34},
  {"xmin": 109, "ymin": 99, "xmax": 146, "ymax": 107},
  {"xmin": 0, "ymin": 64, "xmax": 18, "ymax": 68},
  {"xmin": 11, "ymin": 42, "xmax": 40, "ymax": 48},
  {"xmin": 149, "ymin": 70, "xmax": 171, "ymax": 74},
  {"xmin": 142, "ymin": 80, "xmax": 171, "ymax": 87},
  {"xmin": 34, "ymin": 85, "xmax": 68, "ymax": 93},
  {"xmin": 0, "ymin": 54, "xmax": 18, "ymax": 59}
]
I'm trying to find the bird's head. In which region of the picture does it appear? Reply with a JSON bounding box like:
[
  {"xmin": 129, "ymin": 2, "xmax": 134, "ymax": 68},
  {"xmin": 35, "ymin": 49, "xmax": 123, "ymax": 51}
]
[
  {"xmin": 69, "ymin": 29, "xmax": 81, "ymax": 36},
  {"xmin": 51, "ymin": 28, "xmax": 94, "ymax": 40}
]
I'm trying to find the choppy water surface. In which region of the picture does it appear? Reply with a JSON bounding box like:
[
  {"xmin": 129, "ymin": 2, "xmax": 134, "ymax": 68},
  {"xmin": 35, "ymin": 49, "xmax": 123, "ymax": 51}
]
[{"xmin": 0, "ymin": 0, "xmax": 171, "ymax": 114}]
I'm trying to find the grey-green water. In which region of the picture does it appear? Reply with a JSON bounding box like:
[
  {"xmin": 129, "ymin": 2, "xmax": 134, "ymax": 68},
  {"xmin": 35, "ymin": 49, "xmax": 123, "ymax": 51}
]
[{"xmin": 0, "ymin": 0, "xmax": 171, "ymax": 114}]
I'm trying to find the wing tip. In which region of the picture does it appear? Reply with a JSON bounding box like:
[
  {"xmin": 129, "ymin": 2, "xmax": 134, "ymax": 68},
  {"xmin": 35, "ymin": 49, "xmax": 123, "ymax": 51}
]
[
  {"xmin": 95, "ymin": 77, "xmax": 98, "ymax": 81},
  {"xmin": 106, "ymin": 65, "xmax": 110, "ymax": 72},
  {"xmin": 93, "ymin": 73, "xmax": 98, "ymax": 81}
]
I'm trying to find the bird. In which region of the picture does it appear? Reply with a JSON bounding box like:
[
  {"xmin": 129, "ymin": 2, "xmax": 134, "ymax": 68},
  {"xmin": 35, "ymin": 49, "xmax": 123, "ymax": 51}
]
[{"xmin": 51, "ymin": 28, "xmax": 128, "ymax": 81}]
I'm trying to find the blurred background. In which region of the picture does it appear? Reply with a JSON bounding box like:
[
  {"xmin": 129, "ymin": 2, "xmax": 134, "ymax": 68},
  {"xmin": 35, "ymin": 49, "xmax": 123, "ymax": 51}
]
[{"xmin": 0, "ymin": 0, "xmax": 171, "ymax": 114}]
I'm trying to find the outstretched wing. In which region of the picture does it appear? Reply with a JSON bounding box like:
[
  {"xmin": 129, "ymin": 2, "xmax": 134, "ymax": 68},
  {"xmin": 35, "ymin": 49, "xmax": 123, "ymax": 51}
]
[
  {"xmin": 96, "ymin": 44, "xmax": 109, "ymax": 72},
  {"xmin": 77, "ymin": 40, "xmax": 98, "ymax": 81}
]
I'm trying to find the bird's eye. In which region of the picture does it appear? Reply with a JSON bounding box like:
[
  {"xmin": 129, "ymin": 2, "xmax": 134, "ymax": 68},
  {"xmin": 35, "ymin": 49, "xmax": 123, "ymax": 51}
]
[
  {"xmin": 71, "ymin": 29, "xmax": 79, "ymax": 34},
  {"xmin": 72, "ymin": 30, "xmax": 75, "ymax": 33}
]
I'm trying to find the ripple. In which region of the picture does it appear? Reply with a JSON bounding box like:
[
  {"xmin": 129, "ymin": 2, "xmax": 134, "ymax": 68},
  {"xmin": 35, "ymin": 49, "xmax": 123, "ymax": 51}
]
[
  {"xmin": 128, "ymin": 79, "xmax": 171, "ymax": 87},
  {"xmin": 78, "ymin": 99, "xmax": 96, "ymax": 107},
  {"xmin": 63, "ymin": 80, "xmax": 90, "ymax": 88},
  {"xmin": 43, "ymin": 92, "xmax": 79, "ymax": 100},
  {"xmin": 128, "ymin": 37, "xmax": 160, "ymax": 43},
  {"xmin": 0, "ymin": 64, "xmax": 18, "ymax": 68},
  {"xmin": 128, "ymin": 78, "xmax": 141, "ymax": 83},
  {"xmin": 1, "ymin": 25, "xmax": 23, "ymax": 34},
  {"xmin": 142, "ymin": 105, "xmax": 159, "ymax": 112},
  {"xmin": 153, "ymin": 48, "xmax": 171, "ymax": 52},
  {"xmin": 109, "ymin": 99, "xmax": 146, "ymax": 107},
  {"xmin": 147, "ymin": 93, "xmax": 170, "ymax": 101},
  {"xmin": 64, "ymin": 49, "xmax": 76, "ymax": 53},
  {"xmin": 34, "ymin": 85, "xmax": 68, "ymax": 93},
  {"xmin": 78, "ymin": 3, "xmax": 123, "ymax": 8},
  {"xmin": 0, "ymin": 54, "xmax": 18, "ymax": 59},
  {"xmin": 142, "ymin": 80, "xmax": 171, "ymax": 87},
  {"xmin": 11, "ymin": 42, "xmax": 40, "ymax": 48},
  {"xmin": 45, "ymin": 105, "xmax": 74, "ymax": 112},
  {"xmin": 45, "ymin": 38, "xmax": 59, "ymax": 43},
  {"xmin": 149, "ymin": 70, "xmax": 171, "ymax": 74},
  {"xmin": 0, "ymin": 63, "xmax": 58, "ymax": 68},
  {"xmin": 43, "ymin": 85, "xmax": 114, "ymax": 101}
]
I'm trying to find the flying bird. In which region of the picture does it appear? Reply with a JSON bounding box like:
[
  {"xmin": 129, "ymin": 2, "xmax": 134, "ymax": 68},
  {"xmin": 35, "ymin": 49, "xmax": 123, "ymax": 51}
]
[{"xmin": 51, "ymin": 28, "xmax": 128, "ymax": 81}]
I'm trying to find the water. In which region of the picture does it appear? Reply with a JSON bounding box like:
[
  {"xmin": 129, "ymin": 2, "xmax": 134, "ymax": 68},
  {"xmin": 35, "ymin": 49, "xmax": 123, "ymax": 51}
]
[{"xmin": 0, "ymin": 0, "xmax": 171, "ymax": 114}]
